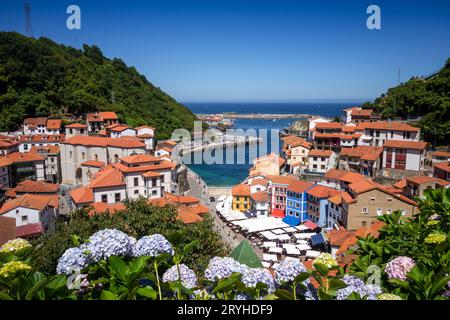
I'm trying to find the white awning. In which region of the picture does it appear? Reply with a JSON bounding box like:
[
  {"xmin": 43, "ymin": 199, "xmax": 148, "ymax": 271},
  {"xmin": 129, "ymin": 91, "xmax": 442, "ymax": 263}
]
[
  {"xmin": 295, "ymin": 225, "xmax": 309, "ymax": 231},
  {"xmin": 277, "ymin": 234, "xmax": 291, "ymax": 241},
  {"xmin": 263, "ymin": 253, "xmax": 278, "ymax": 262},
  {"xmin": 306, "ymin": 250, "xmax": 321, "ymax": 258},
  {"xmin": 293, "ymin": 233, "xmax": 316, "ymax": 239},
  {"xmin": 283, "ymin": 227, "xmax": 297, "ymax": 233},
  {"xmin": 260, "ymin": 231, "xmax": 278, "ymax": 240},
  {"xmin": 269, "ymin": 247, "xmax": 283, "ymax": 254},
  {"xmin": 297, "ymin": 244, "xmax": 312, "ymax": 251},
  {"xmin": 262, "ymin": 241, "xmax": 277, "ymax": 248},
  {"xmin": 272, "ymin": 229, "xmax": 286, "ymax": 235}
]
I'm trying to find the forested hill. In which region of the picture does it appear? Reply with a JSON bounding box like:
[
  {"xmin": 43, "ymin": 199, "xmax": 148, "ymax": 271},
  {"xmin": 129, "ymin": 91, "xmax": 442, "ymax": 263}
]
[
  {"xmin": 0, "ymin": 32, "xmax": 197, "ymax": 139},
  {"xmin": 362, "ymin": 58, "xmax": 450, "ymax": 146}
]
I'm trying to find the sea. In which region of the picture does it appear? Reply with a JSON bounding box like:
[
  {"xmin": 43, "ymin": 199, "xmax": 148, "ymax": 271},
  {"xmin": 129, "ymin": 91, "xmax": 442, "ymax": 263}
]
[{"xmin": 182, "ymin": 102, "xmax": 361, "ymax": 187}]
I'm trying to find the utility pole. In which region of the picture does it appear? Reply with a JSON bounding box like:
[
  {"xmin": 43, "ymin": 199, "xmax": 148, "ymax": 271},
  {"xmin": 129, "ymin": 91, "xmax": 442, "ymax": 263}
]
[{"xmin": 24, "ymin": 0, "xmax": 33, "ymax": 37}]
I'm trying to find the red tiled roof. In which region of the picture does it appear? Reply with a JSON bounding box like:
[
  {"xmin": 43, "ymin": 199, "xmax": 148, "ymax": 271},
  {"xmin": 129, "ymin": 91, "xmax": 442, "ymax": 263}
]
[
  {"xmin": 121, "ymin": 154, "xmax": 160, "ymax": 165},
  {"xmin": 250, "ymin": 178, "xmax": 269, "ymax": 187},
  {"xmin": 315, "ymin": 122, "xmax": 342, "ymax": 130},
  {"xmin": 89, "ymin": 168, "xmax": 125, "ymax": 189},
  {"xmin": 434, "ymin": 161, "xmax": 450, "ymax": 173},
  {"xmin": 66, "ymin": 123, "xmax": 87, "ymax": 128},
  {"xmin": 29, "ymin": 145, "xmax": 60, "ymax": 154},
  {"xmin": 164, "ymin": 193, "xmax": 200, "ymax": 205},
  {"xmin": 64, "ymin": 135, "xmax": 145, "ymax": 148},
  {"xmin": 0, "ymin": 152, "xmax": 44, "ymax": 166},
  {"xmin": 251, "ymin": 191, "xmax": 269, "ymax": 202},
  {"xmin": 303, "ymin": 220, "xmax": 319, "ymax": 230},
  {"xmin": 431, "ymin": 151, "xmax": 450, "ymax": 158},
  {"xmin": 340, "ymin": 146, "xmax": 383, "ymax": 161},
  {"xmin": 306, "ymin": 185, "xmax": 339, "ymax": 198},
  {"xmin": 6, "ymin": 180, "xmax": 59, "ymax": 198},
  {"xmin": 232, "ymin": 184, "xmax": 251, "ymax": 197},
  {"xmin": 136, "ymin": 125, "xmax": 155, "ymax": 130},
  {"xmin": 46, "ymin": 119, "xmax": 63, "ymax": 130},
  {"xmin": 357, "ymin": 121, "xmax": 419, "ymax": 132},
  {"xmin": 351, "ymin": 109, "xmax": 373, "ymax": 117},
  {"xmin": 393, "ymin": 179, "xmax": 407, "ymax": 190},
  {"xmin": 308, "ymin": 149, "xmax": 333, "ymax": 157},
  {"xmin": 407, "ymin": 175, "xmax": 450, "ymax": 186},
  {"xmin": 81, "ymin": 160, "xmax": 105, "ymax": 168},
  {"xmin": 16, "ymin": 222, "xmax": 43, "ymax": 238},
  {"xmin": 88, "ymin": 202, "xmax": 125, "ymax": 216},
  {"xmin": 70, "ymin": 187, "xmax": 94, "ymax": 204},
  {"xmin": 383, "ymin": 140, "xmax": 428, "ymax": 150},
  {"xmin": 23, "ymin": 117, "xmax": 47, "ymax": 126},
  {"xmin": 349, "ymin": 179, "xmax": 417, "ymax": 206},
  {"xmin": 142, "ymin": 171, "xmax": 162, "ymax": 178},
  {"xmin": 282, "ymin": 135, "xmax": 312, "ymax": 149},
  {"xmin": 98, "ymin": 112, "xmax": 118, "ymax": 120},
  {"xmin": 0, "ymin": 194, "xmax": 58, "ymax": 214},
  {"xmin": 287, "ymin": 180, "xmax": 313, "ymax": 193},
  {"xmin": 112, "ymin": 161, "xmax": 174, "ymax": 174},
  {"xmin": 266, "ymin": 175, "xmax": 296, "ymax": 185}
]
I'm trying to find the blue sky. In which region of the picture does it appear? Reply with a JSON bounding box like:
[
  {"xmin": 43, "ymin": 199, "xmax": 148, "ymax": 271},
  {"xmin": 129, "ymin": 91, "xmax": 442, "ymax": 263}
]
[{"xmin": 0, "ymin": 0, "xmax": 449, "ymax": 102}]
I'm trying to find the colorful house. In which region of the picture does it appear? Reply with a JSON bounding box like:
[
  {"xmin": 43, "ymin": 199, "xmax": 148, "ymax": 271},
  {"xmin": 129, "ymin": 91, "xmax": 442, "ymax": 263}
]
[
  {"xmin": 266, "ymin": 175, "xmax": 296, "ymax": 218},
  {"xmin": 284, "ymin": 180, "xmax": 314, "ymax": 225},
  {"xmin": 231, "ymin": 184, "xmax": 251, "ymax": 212},
  {"xmin": 306, "ymin": 185, "xmax": 339, "ymax": 227}
]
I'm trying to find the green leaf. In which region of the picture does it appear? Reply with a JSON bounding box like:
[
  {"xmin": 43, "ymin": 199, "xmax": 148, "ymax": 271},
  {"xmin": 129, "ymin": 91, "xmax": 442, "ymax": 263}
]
[
  {"xmin": 100, "ymin": 290, "xmax": 119, "ymax": 300},
  {"xmin": 25, "ymin": 274, "xmax": 54, "ymax": 300},
  {"xmin": 273, "ymin": 289, "xmax": 294, "ymax": 300},
  {"xmin": 313, "ymin": 263, "xmax": 329, "ymax": 277},
  {"xmin": 212, "ymin": 273, "xmax": 241, "ymax": 293},
  {"xmin": 0, "ymin": 292, "xmax": 14, "ymax": 300},
  {"xmin": 129, "ymin": 256, "xmax": 149, "ymax": 275},
  {"xmin": 108, "ymin": 256, "xmax": 129, "ymax": 280},
  {"xmin": 263, "ymin": 293, "xmax": 279, "ymax": 300},
  {"xmin": 183, "ymin": 240, "xmax": 199, "ymax": 255},
  {"xmin": 136, "ymin": 286, "xmax": 157, "ymax": 300},
  {"xmin": 293, "ymin": 272, "xmax": 310, "ymax": 284},
  {"xmin": 430, "ymin": 274, "xmax": 450, "ymax": 298}
]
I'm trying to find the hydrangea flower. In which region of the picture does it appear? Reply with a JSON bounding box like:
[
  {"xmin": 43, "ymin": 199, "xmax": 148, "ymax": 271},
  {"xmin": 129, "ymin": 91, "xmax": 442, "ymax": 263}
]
[
  {"xmin": 336, "ymin": 275, "xmax": 382, "ymax": 300},
  {"xmin": 313, "ymin": 253, "xmax": 338, "ymax": 269},
  {"xmin": 56, "ymin": 247, "xmax": 92, "ymax": 275},
  {"xmin": 384, "ymin": 256, "xmax": 416, "ymax": 280},
  {"xmin": 82, "ymin": 229, "xmax": 135, "ymax": 262},
  {"xmin": 0, "ymin": 238, "xmax": 32, "ymax": 253},
  {"xmin": 132, "ymin": 234, "xmax": 174, "ymax": 257},
  {"xmin": 162, "ymin": 264, "xmax": 198, "ymax": 289},
  {"xmin": 204, "ymin": 257, "xmax": 248, "ymax": 281},
  {"xmin": 377, "ymin": 293, "xmax": 402, "ymax": 300},
  {"xmin": 241, "ymin": 268, "xmax": 275, "ymax": 293},
  {"xmin": 0, "ymin": 261, "xmax": 31, "ymax": 278},
  {"xmin": 274, "ymin": 259, "xmax": 307, "ymax": 284},
  {"xmin": 424, "ymin": 233, "xmax": 447, "ymax": 244}
]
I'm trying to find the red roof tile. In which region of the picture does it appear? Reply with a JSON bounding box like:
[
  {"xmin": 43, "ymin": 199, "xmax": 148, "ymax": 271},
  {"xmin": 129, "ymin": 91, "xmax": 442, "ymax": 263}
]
[
  {"xmin": 383, "ymin": 140, "xmax": 428, "ymax": 150},
  {"xmin": 70, "ymin": 187, "xmax": 94, "ymax": 204},
  {"xmin": 0, "ymin": 194, "xmax": 58, "ymax": 214},
  {"xmin": 306, "ymin": 185, "xmax": 339, "ymax": 198},
  {"xmin": 287, "ymin": 180, "xmax": 313, "ymax": 193},
  {"xmin": 81, "ymin": 160, "xmax": 105, "ymax": 168},
  {"xmin": 308, "ymin": 149, "xmax": 333, "ymax": 157},
  {"xmin": 16, "ymin": 222, "xmax": 43, "ymax": 238},
  {"xmin": 46, "ymin": 119, "xmax": 63, "ymax": 130},
  {"xmin": 232, "ymin": 184, "xmax": 251, "ymax": 196}
]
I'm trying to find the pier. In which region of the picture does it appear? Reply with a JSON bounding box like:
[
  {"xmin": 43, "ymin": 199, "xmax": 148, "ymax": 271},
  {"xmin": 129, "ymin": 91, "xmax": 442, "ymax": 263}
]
[{"xmin": 196, "ymin": 113, "xmax": 327, "ymax": 120}]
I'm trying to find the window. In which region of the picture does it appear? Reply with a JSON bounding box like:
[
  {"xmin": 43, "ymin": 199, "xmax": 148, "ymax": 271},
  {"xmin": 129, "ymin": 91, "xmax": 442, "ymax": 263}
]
[
  {"xmin": 134, "ymin": 177, "xmax": 139, "ymax": 186},
  {"xmin": 82, "ymin": 152, "xmax": 86, "ymax": 160},
  {"xmin": 70, "ymin": 129, "xmax": 73, "ymax": 135},
  {"xmin": 115, "ymin": 193, "xmax": 121, "ymax": 203},
  {"xmin": 362, "ymin": 207, "xmax": 368, "ymax": 214},
  {"xmin": 21, "ymin": 215, "xmax": 28, "ymax": 222},
  {"xmin": 386, "ymin": 209, "xmax": 392, "ymax": 215},
  {"xmin": 321, "ymin": 165, "xmax": 325, "ymax": 169},
  {"xmin": 152, "ymin": 190, "xmax": 158, "ymax": 196},
  {"xmin": 69, "ymin": 151, "xmax": 73, "ymax": 158},
  {"xmin": 101, "ymin": 194, "xmax": 107, "ymax": 203},
  {"xmin": 134, "ymin": 190, "xmax": 139, "ymax": 194},
  {"xmin": 94, "ymin": 154, "xmax": 98, "ymax": 161},
  {"xmin": 376, "ymin": 208, "xmax": 382, "ymax": 216},
  {"xmin": 361, "ymin": 221, "xmax": 367, "ymax": 227},
  {"xmin": 114, "ymin": 154, "xmax": 119, "ymax": 162},
  {"xmin": 390, "ymin": 131, "xmax": 394, "ymax": 138},
  {"xmin": 400, "ymin": 209, "xmax": 406, "ymax": 216}
]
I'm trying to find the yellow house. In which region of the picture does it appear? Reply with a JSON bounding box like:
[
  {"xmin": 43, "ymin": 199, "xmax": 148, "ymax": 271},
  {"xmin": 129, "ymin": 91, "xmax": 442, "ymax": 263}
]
[{"xmin": 232, "ymin": 184, "xmax": 251, "ymax": 212}]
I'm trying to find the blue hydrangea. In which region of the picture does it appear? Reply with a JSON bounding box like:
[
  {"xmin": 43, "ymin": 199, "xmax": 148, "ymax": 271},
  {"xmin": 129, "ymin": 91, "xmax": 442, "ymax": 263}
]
[
  {"xmin": 132, "ymin": 234, "xmax": 174, "ymax": 257},
  {"xmin": 336, "ymin": 275, "xmax": 382, "ymax": 300},
  {"xmin": 204, "ymin": 257, "xmax": 249, "ymax": 281},
  {"xmin": 81, "ymin": 229, "xmax": 135, "ymax": 262},
  {"xmin": 274, "ymin": 259, "xmax": 307, "ymax": 284},
  {"xmin": 241, "ymin": 268, "xmax": 275, "ymax": 293},
  {"xmin": 162, "ymin": 264, "xmax": 198, "ymax": 289},
  {"xmin": 56, "ymin": 247, "xmax": 92, "ymax": 275}
]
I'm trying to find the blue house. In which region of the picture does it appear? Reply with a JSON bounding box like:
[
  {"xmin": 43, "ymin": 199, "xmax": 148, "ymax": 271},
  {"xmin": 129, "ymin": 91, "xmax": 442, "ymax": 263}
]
[{"xmin": 283, "ymin": 180, "xmax": 314, "ymax": 226}]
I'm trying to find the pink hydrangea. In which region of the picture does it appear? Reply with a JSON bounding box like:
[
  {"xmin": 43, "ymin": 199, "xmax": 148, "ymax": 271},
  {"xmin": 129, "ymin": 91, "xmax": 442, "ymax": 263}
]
[{"xmin": 384, "ymin": 256, "xmax": 416, "ymax": 280}]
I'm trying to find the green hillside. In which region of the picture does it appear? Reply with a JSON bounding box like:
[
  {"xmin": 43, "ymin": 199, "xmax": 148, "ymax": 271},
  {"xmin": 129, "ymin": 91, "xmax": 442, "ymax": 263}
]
[
  {"xmin": 0, "ymin": 32, "xmax": 197, "ymax": 139},
  {"xmin": 362, "ymin": 58, "xmax": 450, "ymax": 146}
]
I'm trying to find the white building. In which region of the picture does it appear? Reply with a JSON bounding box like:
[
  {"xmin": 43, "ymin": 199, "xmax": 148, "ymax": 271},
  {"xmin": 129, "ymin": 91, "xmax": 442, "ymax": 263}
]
[
  {"xmin": 382, "ymin": 140, "xmax": 428, "ymax": 172},
  {"xmin": 22, "ymin": 118, "xmax": 63, "ymax": 135},
  {"xmin": 18, "ymin": 134, "xmax": 65, "ymax": 153},
  {"xmin": 65, "ymin": 123, "xmax": 88, "ymax": 139},
  {"xmin": 60, "ymin": 135, "xmax": 147, "ymax": 185},
  {"xmin": 307, "ymin": 150, "xmax": 336, "ymax": 174},
  {"xmin": 136, "ymin": 126, "xmax": 155, "ymax": 151},
  {"xmin": 0, "ymin": 194, "xmax": 58, "ymax": 232},
  {"xmin": 356, "ymin": 121, "xmax": 420, "ymax": 147},
  {"xmin": 251, "ymin": 191, "xmax": 269, "ymax": 217}
]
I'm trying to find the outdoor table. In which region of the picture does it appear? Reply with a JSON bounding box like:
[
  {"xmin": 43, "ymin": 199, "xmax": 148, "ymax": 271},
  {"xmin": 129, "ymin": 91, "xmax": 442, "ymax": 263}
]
[
  {"xmin": 262, "ymin": 261, "xmax": 271, "ymax": 268},
  {"xmin": 263, "ymin": 253, "xmax": 278, "ymax": 262},
  {"xmin": 283, "ymin": 227, "xmax": 297, "ymax": 233},
  {"xmin": 271, "ymin": 229, "xmax": 285, "ymax": 235},
  {"xmin": 268, "ymin": 247, "xmax": 283, "ymax": 254},
  {"xmin": 262, "ymin": 241, "xmax": 277, "ymax": 248},
  {"xmin": 305, "ymin": 250, "xmax": 321, "ymax": 258},
  {"xmin": 296, "ymin": 244, "xmax": 312, "ymax": 251}
]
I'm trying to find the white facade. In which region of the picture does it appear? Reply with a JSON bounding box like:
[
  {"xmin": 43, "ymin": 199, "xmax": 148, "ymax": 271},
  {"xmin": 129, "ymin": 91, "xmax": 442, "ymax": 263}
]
[
  {"xmin": 382, "ymin": 148, "xmax": 426, "ymax": 172},
  {"xmin": 110, "ymin": 128, "xmax": 137, "ymax": 139},
  {"xmin": 308, "ymin": 153, "xmax": 336, "ymax": 174},
  {"xmin": 253, "ymin": 200, "xmax": 269, "ymax": 217},
  {"xmin": 359, "ymin": 129, "xmax": 420, "ymax": 147},
  {"xmin": 1, "ymin": 206, "xmax": 56, "ymax": 231},
  {"xmin": 93, "ymin": 186, "xmax": 127, "ymax": 204},
  {"xmin": 250, "ymin": 183, "xmax": 267, "ymax": 194},
  {"xmin": 308, "ymin": 118, "xmax": 330, "ymax": 140},
  {"xmin": 60, "ymin": 142, "xmax": 146, "ymax": 185}
]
